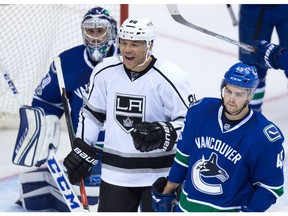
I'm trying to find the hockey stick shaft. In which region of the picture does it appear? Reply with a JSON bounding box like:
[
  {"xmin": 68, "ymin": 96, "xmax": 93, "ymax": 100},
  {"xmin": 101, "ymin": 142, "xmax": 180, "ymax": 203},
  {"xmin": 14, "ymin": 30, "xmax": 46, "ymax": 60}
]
[
  {"xmin": 47, "ymin": 150, "xmax": 84, "ymax": 212},
  {"xmin": 54, "ymin": 57, "xmax": 90, "ymax": 212},
  {"xmin": 167, "ymin": 4, "xmax": 256, "ymax": 52},
  {"xmin": 226, "ymin": 4, "xmax": 238, "ymax": 26},
  {"xmin": 0, "ymin": 59, "xmax": 84, "ymax": 212}
]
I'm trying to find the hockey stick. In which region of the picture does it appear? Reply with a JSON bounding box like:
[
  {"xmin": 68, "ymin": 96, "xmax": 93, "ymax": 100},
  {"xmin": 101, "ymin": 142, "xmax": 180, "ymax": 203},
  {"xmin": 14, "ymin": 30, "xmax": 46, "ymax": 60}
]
[
  {"xmin": 0, "ymin": 59, "xmax": 84, "ymax": 212},
  {"xmin": 167, "ymin": 4, "xmax": 256, "ymax": 52},
  {"xmin": 226, "ymin": 4, "xmax": 238, "ymax": 26},
  {"xmin": 54, "ymin": 57, "xmax": 90, "ymax": 212}
]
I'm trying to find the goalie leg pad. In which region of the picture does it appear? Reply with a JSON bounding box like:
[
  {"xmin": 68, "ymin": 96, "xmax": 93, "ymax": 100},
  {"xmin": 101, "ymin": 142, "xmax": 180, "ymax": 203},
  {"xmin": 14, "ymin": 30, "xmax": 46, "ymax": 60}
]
[
  {"xmin": 19, "ymin": 167, "xmax": 101, "ymax": 211},
  {"xmin": 19, "ymin": 168, "xmax": 69, "ymax": 212}
]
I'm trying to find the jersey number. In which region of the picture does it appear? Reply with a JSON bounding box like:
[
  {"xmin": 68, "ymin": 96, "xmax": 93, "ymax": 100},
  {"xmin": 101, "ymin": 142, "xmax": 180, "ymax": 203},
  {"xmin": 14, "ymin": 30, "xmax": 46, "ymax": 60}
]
[{"xmin": 276, "ymin": 150, "xmax": 284, "ymax": 169}]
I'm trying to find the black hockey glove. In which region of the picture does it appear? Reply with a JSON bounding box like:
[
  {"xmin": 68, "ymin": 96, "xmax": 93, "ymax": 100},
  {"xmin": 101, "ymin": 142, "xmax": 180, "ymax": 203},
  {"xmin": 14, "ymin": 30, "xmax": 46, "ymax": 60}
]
[
  {"xmin": 151, "ymin": 177, "xmax": 177, "ymax": 212},
  {"xmin": 130, "ymin": 121, "xmax": 177, "ymax": 152},
  {"xmin": 63, "ymin": 138, "xmax": 99, "ymax": 185},
  {"xmin": 252, "ymin": 40, "xmax": 287, "ymax": 69}
]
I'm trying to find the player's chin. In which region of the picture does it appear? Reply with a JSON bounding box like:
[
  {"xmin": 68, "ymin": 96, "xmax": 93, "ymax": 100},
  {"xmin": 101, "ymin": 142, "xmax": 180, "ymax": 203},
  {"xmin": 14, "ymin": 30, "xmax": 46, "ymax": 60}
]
[
  {"xmin": 225, "ymin": 105, "xmax": 238, "ymax": 114},
  {"xmin": 123, "ymin": 58, "xmax": 135, "ymax": 69},
  {"xmin": 124, "ymin": 62, "xmax": 137, "ymax": 70}
]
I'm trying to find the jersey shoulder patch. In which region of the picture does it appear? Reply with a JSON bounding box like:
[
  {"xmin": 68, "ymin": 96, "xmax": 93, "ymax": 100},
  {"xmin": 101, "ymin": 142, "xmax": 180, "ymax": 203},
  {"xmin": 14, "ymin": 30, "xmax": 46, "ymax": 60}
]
[{"xmin": 263, "ymin": 124, "xmax": 282, "ymax": 142}]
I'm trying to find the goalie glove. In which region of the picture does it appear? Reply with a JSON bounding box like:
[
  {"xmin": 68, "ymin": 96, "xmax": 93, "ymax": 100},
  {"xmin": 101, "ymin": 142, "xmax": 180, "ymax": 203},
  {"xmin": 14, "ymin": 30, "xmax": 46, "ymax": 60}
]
[
  {"xmin": 151, "ymin": 177, "xmax": 177, "ymax": 212},
  {"xmin": 130, "ymin": 121, "xmax": 177, "ymax": 152},
  {"xmin": 63, "ymin": 138, "xmax": 100, "ymax": 185}
]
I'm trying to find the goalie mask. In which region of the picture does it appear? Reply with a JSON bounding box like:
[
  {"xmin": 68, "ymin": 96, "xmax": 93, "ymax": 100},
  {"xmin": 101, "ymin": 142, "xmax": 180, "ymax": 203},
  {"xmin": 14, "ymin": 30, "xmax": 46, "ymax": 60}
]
[{"xmin": 81, "ymin": 7, "xmax": 117, "ymax": 62}]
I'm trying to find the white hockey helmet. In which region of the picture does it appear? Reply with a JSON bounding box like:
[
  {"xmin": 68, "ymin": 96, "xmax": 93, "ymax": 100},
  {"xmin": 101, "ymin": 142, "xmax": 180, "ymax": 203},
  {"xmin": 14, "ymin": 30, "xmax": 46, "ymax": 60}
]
[{"xmin": 118, "ymin": 17, "xmax": 155, "ymax": 48}]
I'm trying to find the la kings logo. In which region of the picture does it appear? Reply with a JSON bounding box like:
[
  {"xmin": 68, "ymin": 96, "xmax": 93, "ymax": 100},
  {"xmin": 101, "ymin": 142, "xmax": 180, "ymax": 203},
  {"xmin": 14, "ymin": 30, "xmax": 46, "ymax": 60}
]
[{"xmin": 115, "ymin": 93, "xmax": 145, "ymax": 133}]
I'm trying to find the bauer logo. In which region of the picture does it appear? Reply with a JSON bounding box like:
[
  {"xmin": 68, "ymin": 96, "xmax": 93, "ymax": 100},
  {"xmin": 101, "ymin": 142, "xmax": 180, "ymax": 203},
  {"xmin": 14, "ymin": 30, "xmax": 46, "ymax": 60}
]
[
  {"xmin": 114, "ymin": 93, "xmax": 145, "ymax": 133},
  {"xmin": 47, "ymin": 156, "xmax": 83, "ymax": 211}
]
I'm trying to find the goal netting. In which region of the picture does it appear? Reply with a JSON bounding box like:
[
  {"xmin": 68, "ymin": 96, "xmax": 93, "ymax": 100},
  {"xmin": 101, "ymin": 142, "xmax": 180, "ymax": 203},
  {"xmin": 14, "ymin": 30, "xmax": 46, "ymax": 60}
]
[{"xmin": 0, "ymin": 4, "xmax": 128, "ymax": 129}]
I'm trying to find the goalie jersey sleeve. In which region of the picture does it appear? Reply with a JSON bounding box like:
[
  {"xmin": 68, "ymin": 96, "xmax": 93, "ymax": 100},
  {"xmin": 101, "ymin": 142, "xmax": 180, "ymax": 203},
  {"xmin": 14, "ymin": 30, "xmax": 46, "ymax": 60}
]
[
  {"xmin": 76, "ymin": 55, "xmax": 196, "ymax": 187},
  {"xmin": 31, "ymin": 44, "xmax": 118, "ymax": 132},
  {"xmin": 31, "ymin": 45, "xmax": 93, "ymax": 131},
  {"xmin": 168, "ymin": 98, "xmax": 285, "ymax": 212}
]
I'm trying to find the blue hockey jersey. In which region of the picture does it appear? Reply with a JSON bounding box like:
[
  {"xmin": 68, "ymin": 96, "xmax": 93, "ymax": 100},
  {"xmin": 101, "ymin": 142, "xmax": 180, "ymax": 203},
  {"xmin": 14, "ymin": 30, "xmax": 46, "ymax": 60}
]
[
  {"xmin": 168, "ymin": 97, "xmax": 285, "ymax": 212},
  {"xmin": 32, "ymin": 44, "xmax": 117, "ymax": 134}
]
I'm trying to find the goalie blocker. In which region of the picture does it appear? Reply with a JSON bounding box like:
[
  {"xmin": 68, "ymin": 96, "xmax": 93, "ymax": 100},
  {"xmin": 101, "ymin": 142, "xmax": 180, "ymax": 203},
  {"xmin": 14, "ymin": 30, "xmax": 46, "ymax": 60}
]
[{"xmin": 12, "ymin": 106, "xmax": 60, "ymax": 167}]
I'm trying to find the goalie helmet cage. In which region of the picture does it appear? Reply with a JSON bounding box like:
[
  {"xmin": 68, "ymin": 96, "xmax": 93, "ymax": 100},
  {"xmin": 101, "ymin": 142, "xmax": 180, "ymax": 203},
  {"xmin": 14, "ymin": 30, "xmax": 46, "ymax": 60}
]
[{"xmin": 0, "ymin": 4, "xmax": 128, "ymax": 129}]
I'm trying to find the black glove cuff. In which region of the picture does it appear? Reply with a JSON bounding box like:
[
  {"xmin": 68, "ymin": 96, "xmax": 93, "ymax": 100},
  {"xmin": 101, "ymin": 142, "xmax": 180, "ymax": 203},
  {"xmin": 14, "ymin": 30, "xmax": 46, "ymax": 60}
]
[
  {"xmin": 153, "ymin": 177, "xmax": 168, "ymax": 194},
  {"xmin": 157, "ymin": 122, "xmax": 177, "ymax": 152}
]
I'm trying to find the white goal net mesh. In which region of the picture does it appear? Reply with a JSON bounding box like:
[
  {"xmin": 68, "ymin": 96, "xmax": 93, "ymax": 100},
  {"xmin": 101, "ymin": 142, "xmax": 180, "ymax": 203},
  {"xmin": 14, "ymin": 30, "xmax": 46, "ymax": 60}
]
[{"xmin": 0, "ymin": 4, "xmax": 124, "ymax": 129}]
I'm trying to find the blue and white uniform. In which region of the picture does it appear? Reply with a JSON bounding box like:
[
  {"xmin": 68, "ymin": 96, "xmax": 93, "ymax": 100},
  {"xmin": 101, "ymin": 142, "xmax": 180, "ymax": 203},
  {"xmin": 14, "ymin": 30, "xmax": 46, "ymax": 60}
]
[
  {"xmin": 32, "ymin": 44, "xmax": 117, "ymax": 134},
  {"xmin": 169, "ymin": 97, "xmax": 285, "ymax": 212},
  {"xmin": 239, "ymin": 4, "xmax": 288, "ymax": 111}
]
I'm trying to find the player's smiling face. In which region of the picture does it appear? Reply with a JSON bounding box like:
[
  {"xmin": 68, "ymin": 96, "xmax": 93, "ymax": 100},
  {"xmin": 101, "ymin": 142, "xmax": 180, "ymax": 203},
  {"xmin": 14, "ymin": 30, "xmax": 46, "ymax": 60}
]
[
  {"xmin": 119, "ymin": 38, "xmax": 149, "ymax": 71},
  {"xmin": 223, "ymin": 84, "xmax": 249, "ymax": 115}
]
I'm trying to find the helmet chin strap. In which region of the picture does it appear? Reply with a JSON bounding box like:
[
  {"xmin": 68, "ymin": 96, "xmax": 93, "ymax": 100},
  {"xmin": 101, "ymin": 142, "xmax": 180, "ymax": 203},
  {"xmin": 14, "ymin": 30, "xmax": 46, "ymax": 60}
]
[
  {"xmin": 117, "ymin": 48, "xmax": 152, "ymax": 70},
  {"xmin": 133, "ymin": 48, "xmax": 151, "ymax": 69}
]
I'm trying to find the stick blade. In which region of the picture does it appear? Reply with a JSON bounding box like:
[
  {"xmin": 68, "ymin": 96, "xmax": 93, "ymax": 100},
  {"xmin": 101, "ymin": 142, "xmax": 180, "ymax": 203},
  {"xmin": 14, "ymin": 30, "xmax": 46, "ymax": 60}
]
[{"xmin": 166, "ymin": 4, "xmax": 179, "ymax": 16}]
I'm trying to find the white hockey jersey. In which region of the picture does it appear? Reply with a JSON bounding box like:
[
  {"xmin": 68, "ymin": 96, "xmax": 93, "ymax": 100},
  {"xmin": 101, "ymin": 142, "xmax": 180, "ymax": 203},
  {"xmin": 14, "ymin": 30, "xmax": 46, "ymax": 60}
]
[{"xmin": 76, "ymin": 55, "xmax": 195, "ymax": 187}]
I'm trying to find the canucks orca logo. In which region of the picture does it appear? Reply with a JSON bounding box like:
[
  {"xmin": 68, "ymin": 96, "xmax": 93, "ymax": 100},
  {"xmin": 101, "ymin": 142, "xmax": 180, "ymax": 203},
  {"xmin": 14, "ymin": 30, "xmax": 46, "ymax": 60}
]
[{"xmin": 192, "ymin": 152, "xmax": 229, "ymax": 195}]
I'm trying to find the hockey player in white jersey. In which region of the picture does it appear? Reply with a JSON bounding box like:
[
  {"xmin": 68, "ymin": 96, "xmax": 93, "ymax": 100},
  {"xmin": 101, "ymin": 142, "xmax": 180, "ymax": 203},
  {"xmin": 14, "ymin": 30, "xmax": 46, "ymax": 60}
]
[
  {"xmin": 63, "ymin": 17, "xmax": 196, "ymax": 212},
  {"xmin": 14, "ymin": 7, "xmax": 118, "ymax": 211},
  {"xmin": 151, "ymin": 62, "xmax": 285, "ymax": 212}
]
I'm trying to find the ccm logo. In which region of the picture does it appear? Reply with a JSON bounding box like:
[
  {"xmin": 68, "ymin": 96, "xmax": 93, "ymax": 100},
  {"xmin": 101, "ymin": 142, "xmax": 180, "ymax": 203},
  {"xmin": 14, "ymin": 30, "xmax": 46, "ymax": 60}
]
[{"xmin": 47, "ymin": 157, "xmax": 81, "ymax": 210}]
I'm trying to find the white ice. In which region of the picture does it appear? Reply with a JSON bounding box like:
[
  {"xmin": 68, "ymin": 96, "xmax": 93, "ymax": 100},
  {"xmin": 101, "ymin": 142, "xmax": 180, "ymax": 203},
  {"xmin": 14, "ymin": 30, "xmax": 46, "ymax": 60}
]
[{"xmin": 1, "ymin": 4, "xmax": 288, "ymax": 213}]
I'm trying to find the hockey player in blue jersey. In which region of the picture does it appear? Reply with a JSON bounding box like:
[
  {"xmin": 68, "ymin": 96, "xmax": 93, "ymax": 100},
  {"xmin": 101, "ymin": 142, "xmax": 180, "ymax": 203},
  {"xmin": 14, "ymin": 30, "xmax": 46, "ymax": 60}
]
[
  {"xmin": 33, "ymin": 7, "xmax": 118, "ymax": 132},
  {"xmin": 151, "ymin": 62, "xmax": 285, "ymax": 212},
  {"xmin": 238, "ymin": 5, "xmax": 288, "ymax": 112},
  {"xmin": 14, "ymin": 6, "xmax": 118, "ymax": 211}
]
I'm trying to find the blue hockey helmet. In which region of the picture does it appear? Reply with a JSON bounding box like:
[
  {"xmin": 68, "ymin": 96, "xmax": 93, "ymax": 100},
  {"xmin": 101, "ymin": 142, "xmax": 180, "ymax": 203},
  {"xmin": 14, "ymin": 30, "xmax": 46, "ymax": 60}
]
[
  {"xmin": 221, "ymin": 62, "xmax": 259, "ymax": 114},
  {"xmin": 222, "ymin": 62, "xmax": 259, "ymax": 90},
  {"xmin": 81, "ymin": 7, "xmax": 117, "ymax": 62}
]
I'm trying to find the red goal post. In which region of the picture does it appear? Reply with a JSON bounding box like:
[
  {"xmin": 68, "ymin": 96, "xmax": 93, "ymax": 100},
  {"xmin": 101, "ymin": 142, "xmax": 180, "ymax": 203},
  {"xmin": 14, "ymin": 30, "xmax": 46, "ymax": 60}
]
[{"xmin": 0, "ymin": 4, "xmax": 128, "ymax": 129}]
